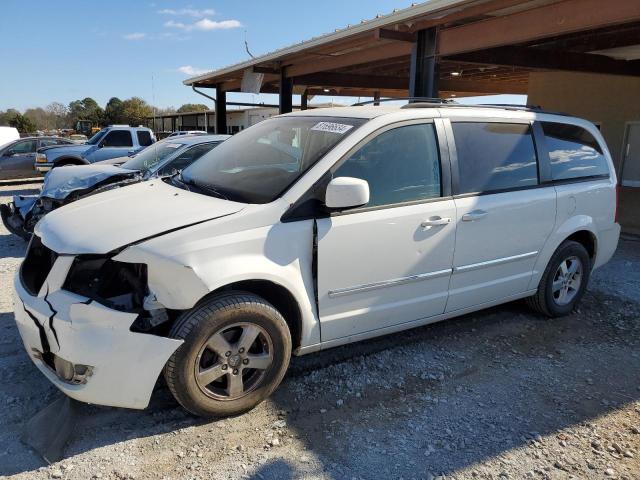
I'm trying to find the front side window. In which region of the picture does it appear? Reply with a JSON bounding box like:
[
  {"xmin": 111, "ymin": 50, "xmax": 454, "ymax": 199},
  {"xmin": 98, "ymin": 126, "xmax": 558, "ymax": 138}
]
[
  {"xmin": 157, "ymin": 142, "xmax": 219, "ymax": 176},
  {"xmin": 452, "ymin": 122, "xmax": 538, "ymax": 194},
  {"xmin": 121, "ymin": 142, "xmax": 185, "ymax": 174},
  {"xmin": 180, "ymin": 116, "xmax": 366, "ymax": 204},
  {"xmin": 102, "ymin": 130, "xmax": 133, "ymax": 147},
  {"xmin": 137, "ymin": 130, "xmax": 153, "ymax": 147},
  {"xmin": 541, "ymin": 122, "xmax": 609, "ymax": 181},
  {"xmin": 10, "ymin": 140, "xmax": 37, "ymax": 154},
  {"xmin": 333, "ymin": 123, "xmax": 441, "ymax": 208}
]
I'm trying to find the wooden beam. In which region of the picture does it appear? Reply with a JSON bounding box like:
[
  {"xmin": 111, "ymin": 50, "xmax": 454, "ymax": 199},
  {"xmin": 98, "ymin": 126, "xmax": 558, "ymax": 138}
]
[
  {"xmin": 293, "ymin": 72, "xmax": 408, "ymax": 90},
  {"xmin": 285, "ymin": 42, "xmax": 413, "ymax": 77},
  {"xmin": 252, "ymin": 66, "xmax": 280, "ymax": 75},
  {"xmin": 536, "ymin": 23, "xmax": 640, "ymax": 52},
  {"xmin": 438, "ymin": 0, "xmax": 640, "ymax": 56},
  {"xmin": 374, "ymin": 28, "xmax": 415, "ymax": 43},
  {"xmin": 408, "ymin": 0, "xmax": 538, "ymax": 32},
  {"xmin": 440, "ymin": 78, "xmax": 527, "ymax": 94},
  {"xmin": 448, "ymin": 46, "xmax": 640, "ymax": 76}
]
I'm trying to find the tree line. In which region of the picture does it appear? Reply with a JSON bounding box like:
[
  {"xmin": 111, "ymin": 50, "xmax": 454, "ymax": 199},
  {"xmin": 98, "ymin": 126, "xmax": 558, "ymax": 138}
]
[{"xmin": 0, "ymin": 98, "xmax": 211, "ymax": 133}]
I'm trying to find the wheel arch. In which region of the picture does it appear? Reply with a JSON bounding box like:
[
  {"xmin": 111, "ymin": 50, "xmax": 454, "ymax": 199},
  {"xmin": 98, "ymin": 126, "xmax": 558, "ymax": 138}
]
[
  {"xmin": 194, "ymin": 279, "xmax": 304, "ymax": 353},
  {"xmin": 528, "ymin": 215, "xmax": 599, "ymax": 291},
  {"xmin": 565, "ymin": 229, "xmax": 597, "ymax": 263}
]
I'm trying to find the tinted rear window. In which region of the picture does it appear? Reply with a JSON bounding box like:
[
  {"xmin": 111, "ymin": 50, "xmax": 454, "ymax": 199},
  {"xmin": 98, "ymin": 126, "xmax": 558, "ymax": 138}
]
[
  {"xmin": 452, "ymin": 122, "xmax": 538, "ymax": 194},
  {"xmin": 541, "ymin": 122, "xmax": 609, "ymax": 181}
]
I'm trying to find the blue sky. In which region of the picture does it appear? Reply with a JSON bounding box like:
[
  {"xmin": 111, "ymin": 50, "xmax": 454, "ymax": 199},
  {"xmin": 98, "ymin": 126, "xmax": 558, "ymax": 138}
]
[{"xmin": 0, "ymin": 1, "xmax": 524, "ymax": 111}]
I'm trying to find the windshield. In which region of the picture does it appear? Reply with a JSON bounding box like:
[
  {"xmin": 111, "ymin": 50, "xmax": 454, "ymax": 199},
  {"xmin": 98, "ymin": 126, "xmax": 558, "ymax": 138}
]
[
  {"xmin": 121, "ymin": 142, "xmax": 185, "ymax": 173},
  {"xmin": 180, "ymin": 116, "xmax": 366, "ymax": 203},
  {"xmin": 86, "ymin": 129, "xmax": 108, "ymax": 145}
]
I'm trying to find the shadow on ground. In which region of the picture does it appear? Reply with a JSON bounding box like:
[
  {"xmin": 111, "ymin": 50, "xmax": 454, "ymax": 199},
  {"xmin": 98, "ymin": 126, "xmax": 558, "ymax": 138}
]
[{"xmin": 2, "ymin": 283, "xmax": 639, "ymax": 477}]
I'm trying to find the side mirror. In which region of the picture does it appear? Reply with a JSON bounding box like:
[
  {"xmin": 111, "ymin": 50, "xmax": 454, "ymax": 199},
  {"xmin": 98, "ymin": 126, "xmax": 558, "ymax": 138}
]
[{"xmin": 325, "ymin": 177, "xmax": 370, "ymax": 210}]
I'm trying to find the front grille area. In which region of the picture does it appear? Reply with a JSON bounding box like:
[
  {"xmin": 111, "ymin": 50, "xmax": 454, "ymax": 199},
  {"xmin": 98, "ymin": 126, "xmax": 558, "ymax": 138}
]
[{"xmin": 20, "ymin": 236, "xmax": 58, "ymax": 295}]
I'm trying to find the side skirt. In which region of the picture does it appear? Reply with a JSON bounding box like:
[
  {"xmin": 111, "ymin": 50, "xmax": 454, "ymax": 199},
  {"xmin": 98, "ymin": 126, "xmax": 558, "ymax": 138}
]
[{"xmin": 295, "ymin": 289, "xmax": 537, "ymax": 356}]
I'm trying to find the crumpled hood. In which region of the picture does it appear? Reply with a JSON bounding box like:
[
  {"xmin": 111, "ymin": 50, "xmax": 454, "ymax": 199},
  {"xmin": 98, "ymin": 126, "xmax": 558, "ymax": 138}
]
[
  {"xmin": 36, "ymin": 179, "xmax": 246, "ymax": 254},
  {"xmin": 41, "ymin": 164, "xmax": 139, "ymax": 200}
]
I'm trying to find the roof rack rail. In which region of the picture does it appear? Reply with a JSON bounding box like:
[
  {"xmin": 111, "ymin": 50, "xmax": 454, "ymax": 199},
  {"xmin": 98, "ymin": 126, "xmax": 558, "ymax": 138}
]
[{"xmin": 351, "ymin": 97, "xmax": 456, "ymax": 106}]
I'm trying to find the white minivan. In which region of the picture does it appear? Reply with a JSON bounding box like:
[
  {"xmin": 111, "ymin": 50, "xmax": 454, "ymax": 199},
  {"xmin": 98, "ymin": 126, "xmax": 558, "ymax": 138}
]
[{"xmin": 14, "ymin": 104, "xmax": 620, "ymax": 417}]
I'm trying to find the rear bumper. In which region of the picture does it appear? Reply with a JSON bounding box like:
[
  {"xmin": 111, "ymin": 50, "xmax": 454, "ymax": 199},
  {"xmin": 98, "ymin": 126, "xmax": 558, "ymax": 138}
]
[
  {"xmin": 13, "ymin": 271, "xmax": 182, "ymax": 409},
  {"xmin": 593, "ymin": 223, "xmax": 621, "ymax": 270}
]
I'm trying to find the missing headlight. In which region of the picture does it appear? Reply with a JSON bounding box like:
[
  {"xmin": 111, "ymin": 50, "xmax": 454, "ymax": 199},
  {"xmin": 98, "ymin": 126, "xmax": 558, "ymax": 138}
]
[{"xmin": 63, "ymin": 255, "xmax": 148, "ymax": 312}]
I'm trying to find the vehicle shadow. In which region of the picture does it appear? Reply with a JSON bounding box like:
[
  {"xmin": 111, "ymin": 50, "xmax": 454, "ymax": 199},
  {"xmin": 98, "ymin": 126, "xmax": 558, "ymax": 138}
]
[{"xmin": 2, "ymin": 287, "xmax": 638, "ymax": 477}]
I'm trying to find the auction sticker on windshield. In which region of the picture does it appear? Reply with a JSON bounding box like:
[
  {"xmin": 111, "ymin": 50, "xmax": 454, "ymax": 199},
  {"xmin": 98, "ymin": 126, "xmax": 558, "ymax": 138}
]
[{"xmin": 311, "ymin": 122, "xmax": 354, "ymax": 134}]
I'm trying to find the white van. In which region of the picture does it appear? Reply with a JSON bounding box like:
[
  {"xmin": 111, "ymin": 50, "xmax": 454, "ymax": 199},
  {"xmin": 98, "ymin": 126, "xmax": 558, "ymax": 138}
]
[
  {"xmin": 13, "ymin": 104, "xmax": 620, "ymax": 417},
  {"xmin": 0, "ymin": 126, "xmax": 19, "ymax": 149}
]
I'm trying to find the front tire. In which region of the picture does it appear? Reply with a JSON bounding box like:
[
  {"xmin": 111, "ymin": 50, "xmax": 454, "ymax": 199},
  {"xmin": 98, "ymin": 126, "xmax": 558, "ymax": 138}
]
[
  {"xmin": 527, "ymin": 240, "xmax": 591, "ymax": 317},
  {"xmin": 164, "ymin": 292, "xmax": 291, "ymax": 417}
]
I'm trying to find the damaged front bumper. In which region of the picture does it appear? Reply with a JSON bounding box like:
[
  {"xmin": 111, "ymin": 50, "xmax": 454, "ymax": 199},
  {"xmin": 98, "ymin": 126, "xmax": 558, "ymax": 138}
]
[
  {"xmin": 13, "ymin": 258, "xmax": 183, "ymax": 410},
  {"xmin": 1, "ymin": 196, "xmax": 37, "ymax": 240}
]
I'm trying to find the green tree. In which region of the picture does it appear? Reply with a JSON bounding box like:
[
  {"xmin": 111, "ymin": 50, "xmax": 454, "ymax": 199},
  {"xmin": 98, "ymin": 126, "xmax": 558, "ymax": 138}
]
[
  {"xmin": 176, "ymin": 103, "xmax": 209, "ymax": 113},
  {"xmin": 0, "ymin": 109, "xmax": 21, "ymax": 126},
  {"xmin": 7, "ymin": 112, "xmax": 36, "ymax": 133},
  {"xmin": 121, "ymin": 97, "xmax": 153, "ymax": 126},
  {"xmin": 68, "ymin": 97, "xmax": 104, "ymax": 127},
  {"xmin": 104, "ymin": 97, "xmax": 125, "ymax": 125}
]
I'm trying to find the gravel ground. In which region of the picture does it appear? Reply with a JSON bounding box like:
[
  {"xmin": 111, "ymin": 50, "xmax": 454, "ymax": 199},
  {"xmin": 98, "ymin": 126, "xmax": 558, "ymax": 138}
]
[{"xmin": 1, "ymin": 179, "xmax": 639, "ymax": 480}]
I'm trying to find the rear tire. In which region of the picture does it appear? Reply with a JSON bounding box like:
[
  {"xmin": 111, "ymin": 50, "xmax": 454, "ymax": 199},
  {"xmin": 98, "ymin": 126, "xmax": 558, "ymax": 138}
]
[
  {"xmin": 527, "ymin": 240, "xmax": 591, "ymax": 317},
  {"xmin": 164, "ymin": 292, "xmax": 291, "ymax": 417}
]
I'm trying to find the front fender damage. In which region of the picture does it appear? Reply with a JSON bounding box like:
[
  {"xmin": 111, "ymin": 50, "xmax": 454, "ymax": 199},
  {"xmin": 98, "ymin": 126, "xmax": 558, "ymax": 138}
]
[{"xmin": 114, "ymin": 246, "xmax": 209, "ymax": 311}]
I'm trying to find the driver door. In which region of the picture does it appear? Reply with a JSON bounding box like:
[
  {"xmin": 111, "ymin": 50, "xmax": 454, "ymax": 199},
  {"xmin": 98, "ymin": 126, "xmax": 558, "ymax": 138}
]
[
  {"xmin": 85, "ymin": 130, "xmax": 134, "ymax": 163},
  {"xmin": 0, "ymin": 139, "xmax": 37, "ymax": 179},
  {"xmin": 316, "ymin": 121, "xmax": 456, "ymax": 342}
]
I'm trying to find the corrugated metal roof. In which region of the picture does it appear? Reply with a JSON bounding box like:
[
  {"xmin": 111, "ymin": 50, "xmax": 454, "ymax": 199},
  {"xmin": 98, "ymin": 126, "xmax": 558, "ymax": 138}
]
[{"xmin": 183, "ymin": 0, "xmax": 475, "ymax": 86}]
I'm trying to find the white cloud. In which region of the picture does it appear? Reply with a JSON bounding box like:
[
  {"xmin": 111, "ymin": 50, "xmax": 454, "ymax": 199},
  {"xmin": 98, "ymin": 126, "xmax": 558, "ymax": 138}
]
[
  {"xmin": 158, "ymin": 8, "xmax": 215, "ymax": 17},
  {"xmin": 123, "ymin": 32, "xmax": 146, "ymax": 40},
  {"xmin": 193, "ymin": 18, "xmax": 241, "ymax": 30},
  {"xmin": 177, "ymin": 65, "xmax": 209, "ymax": 76},
  {"xmin": 164, "ymin": 18, "xmax": 241, "ymax": 31}
]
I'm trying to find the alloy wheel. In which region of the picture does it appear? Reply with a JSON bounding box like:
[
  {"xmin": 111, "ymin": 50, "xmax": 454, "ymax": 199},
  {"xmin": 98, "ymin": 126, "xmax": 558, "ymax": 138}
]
[
  {"xmin": 194, "ymin": 322, "xmax": 274, "ymax": 401},
  {"xmin": 552, "ymin": 256, "xmax": 583, "ymax": 306}
]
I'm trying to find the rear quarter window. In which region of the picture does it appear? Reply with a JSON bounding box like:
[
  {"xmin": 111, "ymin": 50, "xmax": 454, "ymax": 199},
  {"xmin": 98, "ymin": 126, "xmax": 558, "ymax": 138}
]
[{"xmin": 541, "ymin": 122, "xmax": 609, "ymax": 181}]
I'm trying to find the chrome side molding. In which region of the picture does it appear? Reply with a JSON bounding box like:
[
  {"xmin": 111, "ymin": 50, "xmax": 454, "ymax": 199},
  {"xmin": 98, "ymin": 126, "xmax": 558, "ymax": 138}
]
[
  {"xmin": 328, "ymin": 268, "xmax": 453, "ymax": 298},
  {"xmin": 454, "ymin": 251, "xmax": 538, "ymax": 272}
]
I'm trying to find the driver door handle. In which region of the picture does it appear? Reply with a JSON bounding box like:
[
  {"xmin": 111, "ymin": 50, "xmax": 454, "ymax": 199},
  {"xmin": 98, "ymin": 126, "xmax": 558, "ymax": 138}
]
[
  {"xmin": 462, "ymin": 209, "xmax": 488, "ymax": 222},
  {"xmin": 421, "ymin": 216, "xmax": 451, "ymax": 228}
]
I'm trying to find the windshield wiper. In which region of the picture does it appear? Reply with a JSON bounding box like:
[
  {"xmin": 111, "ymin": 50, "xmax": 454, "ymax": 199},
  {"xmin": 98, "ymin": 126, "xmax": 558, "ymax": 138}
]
[{"xmin": 177, "ymin": 173, "xmax": 228, "ymax": 200}]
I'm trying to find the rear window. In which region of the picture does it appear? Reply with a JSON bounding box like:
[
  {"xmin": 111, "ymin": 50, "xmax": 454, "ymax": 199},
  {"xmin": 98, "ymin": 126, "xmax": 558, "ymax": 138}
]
[
  {"xmin": 541, "ymin": 122, "xmax": 609, "ymax": 181},
  {"xmin": 452, "ymin": 122, "xmax": 538, "ymax": 194},
  {"xmin": 137, "ymin": 130, "xmax": 153, "ymax": 147}
]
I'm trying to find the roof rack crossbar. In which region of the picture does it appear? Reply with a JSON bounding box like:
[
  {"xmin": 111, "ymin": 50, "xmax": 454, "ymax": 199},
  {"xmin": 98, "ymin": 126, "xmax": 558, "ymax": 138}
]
[{"xmin": 351, "ymin": 97, "xmax": 456, "ymax": 106}]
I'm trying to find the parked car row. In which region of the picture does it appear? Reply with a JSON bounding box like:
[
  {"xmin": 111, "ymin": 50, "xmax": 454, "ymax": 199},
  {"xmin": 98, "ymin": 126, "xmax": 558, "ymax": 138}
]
[
  {"xmin": 1, "ymin": 134, "xmax": 229, "ymax": 238},
  {"xmin": 6, "ymin": 104, "xmax": 620, "ymax": 419},
  {"xmin": 34, "ymin": 125, "xmax": 156, "ymax": 173}
]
